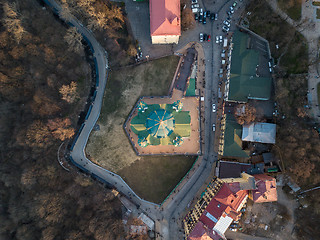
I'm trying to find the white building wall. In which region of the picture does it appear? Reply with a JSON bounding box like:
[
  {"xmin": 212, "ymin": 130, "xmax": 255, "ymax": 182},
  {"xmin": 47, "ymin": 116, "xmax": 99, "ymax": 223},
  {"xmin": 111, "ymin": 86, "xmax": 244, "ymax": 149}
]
[{"xmin": 151, "ymin": 35, "xmax": 180, "ymax": 44}]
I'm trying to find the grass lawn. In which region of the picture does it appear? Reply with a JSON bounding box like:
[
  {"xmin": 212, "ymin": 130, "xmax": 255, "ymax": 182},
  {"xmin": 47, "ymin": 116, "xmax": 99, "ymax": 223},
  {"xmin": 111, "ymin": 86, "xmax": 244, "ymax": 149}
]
[
  {"xmin": 278, "ymin": 0, "xmax": 302, "ymax": 21},
  {"xmin": 280, "ymin": 32, "xmax": 309, "ymax": 74},
  {"xmin": 118, "ymin": 156, "xmax": 196, "ymax": 203},
  {"xmin": 246, "ymin": 0, "xmax": 308, "ymax": 73},
  {"xmin": 317, "ymin": 83, "xmax": 320, "ymax": 108},
  {"xmin": 86, "ymin": 55, "xmax": 198, "ymax": 202}
]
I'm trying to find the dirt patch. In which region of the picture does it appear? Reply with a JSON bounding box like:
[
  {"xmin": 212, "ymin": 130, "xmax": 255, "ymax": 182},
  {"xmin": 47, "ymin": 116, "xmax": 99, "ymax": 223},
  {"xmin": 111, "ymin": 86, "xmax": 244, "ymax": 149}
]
[{"xmin": 241, "ymin": 187, "xmax": 298, "ymax": 239}]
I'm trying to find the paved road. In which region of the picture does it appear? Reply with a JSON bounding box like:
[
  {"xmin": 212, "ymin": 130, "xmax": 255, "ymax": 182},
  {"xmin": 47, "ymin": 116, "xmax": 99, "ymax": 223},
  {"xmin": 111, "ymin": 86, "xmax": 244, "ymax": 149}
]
[{"xmin": 43, "ymin": 0, "xmax": 248, "ymax": 239}]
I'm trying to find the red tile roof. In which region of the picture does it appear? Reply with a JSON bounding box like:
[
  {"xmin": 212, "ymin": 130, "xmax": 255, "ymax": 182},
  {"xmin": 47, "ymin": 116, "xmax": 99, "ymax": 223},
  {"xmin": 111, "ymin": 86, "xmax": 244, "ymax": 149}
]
[
  {"xmin": 149, "ymin": 0, "xmax": 181, "ymax": 36},
  {"xmin": 188, "ymin": 222, "xmax": 226, "ymax": 240},
  {"xmin": 251, "ymin": 174, "xmax": 277, "ymax": 203}
]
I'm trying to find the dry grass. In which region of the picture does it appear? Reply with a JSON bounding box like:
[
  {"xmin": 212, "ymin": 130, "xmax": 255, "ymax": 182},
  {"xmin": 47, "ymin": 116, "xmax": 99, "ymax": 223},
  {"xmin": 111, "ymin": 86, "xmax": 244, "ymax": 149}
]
[
  {"xmin": 86, "ymin": 56, "xmax": 198, "ymax": 202},
  {"xmin": 278, "ymin": 0, "xmax": 302, "ymax": 21},
  {"xmin": 86, "ymin": 56, "xmax": 179, "ymax": 171},
  {"xmin": 118, "ymin": 155, "xmax": 196, "ymax": 203}
]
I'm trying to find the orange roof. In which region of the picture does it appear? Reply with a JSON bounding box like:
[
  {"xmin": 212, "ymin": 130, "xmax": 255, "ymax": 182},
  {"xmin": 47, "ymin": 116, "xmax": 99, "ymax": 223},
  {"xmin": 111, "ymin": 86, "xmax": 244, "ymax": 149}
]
[
  {"xmin": 251, "ymin": 174, "xmax": 277, "ymax": 203},
  {"xmin": 149, "ymin": 0, "xmax": 181, "ymax": 36},
  {"xmin": 214, "ymin": 183, "xmax": 248, "ymax": 212}
]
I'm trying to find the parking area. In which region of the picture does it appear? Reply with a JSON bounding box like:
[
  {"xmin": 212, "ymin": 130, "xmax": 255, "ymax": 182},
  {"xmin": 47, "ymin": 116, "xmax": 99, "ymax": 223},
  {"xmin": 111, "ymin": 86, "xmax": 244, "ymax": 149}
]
[{"xmin": 123, "ymin": 0, "xmax": 173, "ymax": 59}]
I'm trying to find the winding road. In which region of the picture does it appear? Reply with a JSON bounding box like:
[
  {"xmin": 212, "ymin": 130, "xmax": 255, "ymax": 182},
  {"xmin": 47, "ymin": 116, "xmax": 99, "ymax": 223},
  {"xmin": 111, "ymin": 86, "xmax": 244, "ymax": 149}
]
[{"xmin": 43, "ymin": 0, "xmax": 247, "ymax": 239}]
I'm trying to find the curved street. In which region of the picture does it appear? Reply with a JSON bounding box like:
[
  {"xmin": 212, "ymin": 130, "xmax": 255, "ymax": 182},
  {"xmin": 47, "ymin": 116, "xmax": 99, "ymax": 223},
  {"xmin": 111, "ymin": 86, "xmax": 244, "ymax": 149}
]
[{"xmin": 43, "ymin": 0, "xmax": 317, "ymax": 239}]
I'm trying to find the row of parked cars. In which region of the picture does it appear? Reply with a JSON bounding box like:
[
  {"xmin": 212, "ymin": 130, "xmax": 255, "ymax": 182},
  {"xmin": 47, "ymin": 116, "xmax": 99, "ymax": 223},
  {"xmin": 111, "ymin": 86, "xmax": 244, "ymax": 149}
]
[
  {"xmin": 199, "ymin": 33, "xmax": 211, "ymax": 42},
  {"xmin": 194, "ymin": 9, "xmax": 218, "ymax": 24}
]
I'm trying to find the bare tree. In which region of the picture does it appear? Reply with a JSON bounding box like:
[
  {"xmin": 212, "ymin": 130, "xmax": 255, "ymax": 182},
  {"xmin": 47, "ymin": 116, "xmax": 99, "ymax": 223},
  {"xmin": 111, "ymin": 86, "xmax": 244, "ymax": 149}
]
[
  {"xmin": 64, "ymin": 27, "xmax": 83, "ymax": 53},
  {"xmin": 2, "ymin": 2, "xmax": 25, "ymax": 43},
  {"xmin": 234, "ymin": 103, "xmax": 257, "ymax": 125},
  {"xmin": 59, "ymin": 4, "xmax": 72, "ymax": 22},
  {"xmin": 59, "ymin": 81, "xmax": 79, "ymax": 103}
]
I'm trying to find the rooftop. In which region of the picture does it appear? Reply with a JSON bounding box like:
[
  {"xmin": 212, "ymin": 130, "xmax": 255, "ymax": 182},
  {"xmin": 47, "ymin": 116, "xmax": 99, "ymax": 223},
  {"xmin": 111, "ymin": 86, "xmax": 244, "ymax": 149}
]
[
  {"xmin": 149, "ymin": 0, "xmax": 181, "ymax": 36},
  {"xmin": 228, "ymin": 31, "xmax": 272, "ymax": 102},
  {"xmin": 242, "ymin": 122, "xmax": 276, "ymax": 144},
  {"xmin": 251, "ymin": 174, "xmax": 277, "ymax": 203},
  {"xmin": 222, "ymin": 114, "xmax": 250, "ymax": 158}
]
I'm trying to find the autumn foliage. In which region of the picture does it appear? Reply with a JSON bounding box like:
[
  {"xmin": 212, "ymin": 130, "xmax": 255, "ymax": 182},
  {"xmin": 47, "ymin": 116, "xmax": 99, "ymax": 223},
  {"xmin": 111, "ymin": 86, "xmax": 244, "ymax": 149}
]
[
  {"xmin": 0, "ymin": 0, "xmax": 125, "ymax": 239},
  {"xmin": 234, "ymin": 103, "xmax": 257, "ymax": 125}
]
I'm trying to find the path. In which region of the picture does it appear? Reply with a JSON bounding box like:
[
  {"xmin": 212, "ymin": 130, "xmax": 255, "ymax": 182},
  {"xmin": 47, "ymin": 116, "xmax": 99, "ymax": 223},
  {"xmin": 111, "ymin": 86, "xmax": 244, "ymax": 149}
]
[{"xmin": 266, "ymin": 0, "xmax": 320, "ymax": 121}]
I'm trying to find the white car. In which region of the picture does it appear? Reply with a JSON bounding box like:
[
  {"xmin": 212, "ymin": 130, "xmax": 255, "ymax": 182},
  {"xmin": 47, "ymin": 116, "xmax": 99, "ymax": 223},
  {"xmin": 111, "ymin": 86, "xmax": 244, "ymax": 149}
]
[
  {"xmin": 222, "ymin": 25, "xmax": 230, "ymax": 32},
  {"xmin": 219, "ymin": 35, "xmax": 223, "ymax": 43},
  {"xmin": 212, "ymin": 124, "xmax": 216, "ymax": 132},
  {"xmin": 215, "ymin": 36, "xmax": 219, "ymax": 43},
  {"xmin": 223, "ymin": 20, "xmax": 231, "ymax": 28},
  {"xmin": 191, "ymin": 4, "xmax": 199, "ymax": 8},
  {"xmin": 212, "ymin": 104, "xmax": 216, "ymax": 112},
  {"xmin": 199, "ymin": 33, "xmax": 204, "ymax": 42}
]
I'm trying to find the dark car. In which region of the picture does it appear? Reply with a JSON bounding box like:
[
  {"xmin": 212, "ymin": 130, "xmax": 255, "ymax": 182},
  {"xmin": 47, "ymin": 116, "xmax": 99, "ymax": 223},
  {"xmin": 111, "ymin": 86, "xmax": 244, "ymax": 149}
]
[
  {"xmin": 204, "ymin": 33, "xmax": 208, "ymax": 41},
  {"xmin": 194, "ymin": 13, "xmax": 198, "ymax": 21},
  {"xmin": 206, "ymin": 11, "xmax": 210, "ymax": 18},
  {"xmin": 203, "ymin": 17, "xmax": 206, "ymax": 24},
  {"xmin": 199, "ymin": 15, "xmax": 203, "ymax": 22},
  {"xmin": 210, "ymin": 13, "xmax": 215, "ymax": 20}
]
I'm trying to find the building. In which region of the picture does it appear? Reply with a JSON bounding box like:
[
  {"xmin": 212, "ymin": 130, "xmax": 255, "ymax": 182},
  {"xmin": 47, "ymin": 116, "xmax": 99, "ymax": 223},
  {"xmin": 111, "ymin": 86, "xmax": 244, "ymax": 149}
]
[
  {"xmin": 242, "ymin": 122, "xmax": 276, "ymax": 144},
  {"xmin": 225, "ymin": 31, "xmax": 272, "ymax": 102},
  {"xmin": 250, "ymin": 174, "xmax": 277, "ymax": 203},
  {"xmin": 184, "ymin": 178, "xmax": 248, "ymax": 240},
  {"xmin": 185, "ymin": 174, "xmax": 277, "ymax": 239},
  {"xmin": 217, "ymin": 161, "xmax": 251, "ymax": 178},
  {"xmin": 218, "ymin": 114, "xmax": 250, "ymax": 158},
  {"xmin": 149, "ymin": 0, "xmax": 181, "ymax": 44}
]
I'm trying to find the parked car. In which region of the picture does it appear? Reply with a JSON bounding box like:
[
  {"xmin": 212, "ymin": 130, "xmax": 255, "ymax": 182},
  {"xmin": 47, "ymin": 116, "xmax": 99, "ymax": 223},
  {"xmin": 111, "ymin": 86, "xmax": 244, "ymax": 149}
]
[
  {"xmin": 199, "ymin": 15, "xmax": 203, "ymax": 22},
  {"xmin": 215, "ymin": 36, "xmax": 219, "ymax": 44},
  {"xmin": 212, "ymin": 104, "xmax": 216, "ymax": 112},
  {"xmin": 232, "ymin": 1, "xmax": 238, "ymax": 7},
  {"xmin": 214, "ymin": 13, "xmax": 218, "ymax": 20},
  {"xmin": 223, "ymin": 20, "xmax": 231, "ymax": 27},
  {"xmin": 191, "ymin": 4, "xmax": 199, "ymax": 8},
  {"xmin": 204, "ymin": 33, "xmax": 208, "ymax": 41},
  {"xmin": 192, "ymin": 8, "xmax": 199, "ymax": 13},
  {"xmin": 206, "ymin": 10, "xmax": 210, "ymax": 18},
  {"xmin": 194, "ymin": 13, "xmax": 198, "ymax": 21},
  {"xmin": 191, "ymin": 0, "xmax": 198, "ymax": 3},
  {"xmin": 210, "ymin": 13, "xmax": 215, "ymax": 20},
  {"xmin": 207, "ymin": 35, "xmax": 211, "ymax": 42},
  {"xmin": 222, "ymin": 25, "xmax": 230, "ymax": 32},
  {"xmin": 203, "ymin": 17, "xmax": 206, "ymax": 24},
  {"xmin": 212, "ymin": 124, "xmax": 216, "ymax": 132},
  {"xmin": 219, "ymin": 35, "xmax": 223, "ymax": 43},
  {"xmin": 199, "ymin": 33, "xmax": 204, "ymax": 42},
  {"xmin": 199, "ymin": 8, "xmax": 203, "ymax": 15}
]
